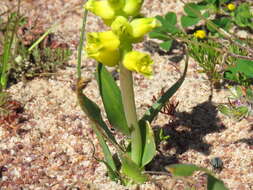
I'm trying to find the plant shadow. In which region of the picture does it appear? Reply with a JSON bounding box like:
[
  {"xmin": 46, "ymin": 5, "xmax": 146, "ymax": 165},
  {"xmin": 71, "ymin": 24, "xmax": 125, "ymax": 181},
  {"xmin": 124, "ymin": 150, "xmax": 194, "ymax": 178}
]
[
  {"xmin": 234, "ymin": 120, "xmax": 253, "ymax": 146},
  {"xmin": 143, "ymin": 40, "xmax": 185, "ymax": 63},
  {"xmin": 147, "ymin": 99, "xmax": 226, "ymax": 172}
]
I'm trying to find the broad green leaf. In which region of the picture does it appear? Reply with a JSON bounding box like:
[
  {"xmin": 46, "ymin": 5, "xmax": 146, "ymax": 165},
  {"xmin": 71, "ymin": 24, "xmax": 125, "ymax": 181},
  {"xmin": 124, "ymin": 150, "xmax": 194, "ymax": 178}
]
[
  {"xmin": 166, "ymin": 164, "xmax": 208, "ymax": 177},
  {"xmin": 207, "ymin": 175, "xmax": 228, "ymax": 190},
  {"xmin": 165, "ymin": 12, "xmax": 177, "ymax": 25},
  {"xmin": 154, "ymin": 14, "xmax": 181, "ymax": 34},
  {"xmin": 141, "ymin": 121, "xmax": 156, "ymax": 167},
  {"xmin": 159, "ymin": 40, "xmax": 173, "ymax": 51},
  {"xmin": 76, "ymin": 78, "xmax": 117, "ymax": 145},
  {"xmin": 235, "ymin": 59, "xmax": 253, "ymax": 78},
  {"xmin": 166, "ymin": 164, "xmax": 228, "ymax": 190},
  {"xmin": 224, "ymin": 59, "xmax": 253, "ymax": 84},
  {"xmin": 234, "ymin": 3, "xmax": 252, "ymax": 28},
  {"xmin": 139, "ymin": 53, "xmax": 188, "ymax": 124},
  {"xmin": 149, "ymin": 31, "xmax": 169, "ymax": 41},
  {"xmin": 167, "ymin": 25, "xmax": 181, "ymax": 34},
  {"xmin": 120, "ymin": 154, "xmax": 147, "ymax": 183},
  {"xmin": 96, "ymin": 63, "xmax": 130, "ymax": 136},
  {"xmin": 207, "ymin": 18, "xmax": 231, "ymax": 32},
  {"xmin": 181, "ymin": 15, "xmax": 200, "ymax": 27},
  {"xmin": 184, "ymin": 3, "xmax": 202, "ymax": 17}
]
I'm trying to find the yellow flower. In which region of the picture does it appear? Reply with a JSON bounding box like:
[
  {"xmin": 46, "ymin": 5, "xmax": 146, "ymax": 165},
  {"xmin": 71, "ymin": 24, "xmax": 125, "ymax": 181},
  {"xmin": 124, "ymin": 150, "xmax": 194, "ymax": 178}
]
[
  {"xmin": 227, "ymin": 3, "xmax": 236, "ymax": 11},
  {"xmin": 130, "ymin": 18, "xmax": 161, "ymax": 39},
  {"xmin": 86, "ymin": 31, "xmax": 120, "ymax": 67},
  {"xmin": 85, "ymin": 0, "xmax": 115, "ymax": 20},
  {"xmin": 123, "ymin": 0, "xmax": 143, "ymax": 16},
  {"xmin": 194, "ymin": 30, "xmax": 206, "ymax": 39},
  {"xmin": 123, "ymin": 51, "xmax": 154, "ymax": 77},
  {"xmin": 111, "ymin": 16, "xmax": 132, "ymax": 38}
]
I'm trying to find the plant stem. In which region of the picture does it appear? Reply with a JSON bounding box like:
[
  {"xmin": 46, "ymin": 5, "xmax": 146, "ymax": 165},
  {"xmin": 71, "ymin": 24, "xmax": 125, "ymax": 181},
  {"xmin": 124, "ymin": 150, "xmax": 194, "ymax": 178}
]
[
  {"xmin": 119, "ymin": 62, "xmax": 142, "ymax": 166},
  {"xmin": 77, "ymin": 9, "xmax": 88, "ymax": 79}
]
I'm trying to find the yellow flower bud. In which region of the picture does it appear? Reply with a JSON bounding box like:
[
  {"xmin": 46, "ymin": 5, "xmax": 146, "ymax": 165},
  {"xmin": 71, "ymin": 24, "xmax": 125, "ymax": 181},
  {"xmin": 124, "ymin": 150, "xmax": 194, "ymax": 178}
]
[
  {"xmin": 123, "ymin": 0, "xmax": 143, "ymax": 16},
  {"xmin": 130, "ymin": 18, "xmax": 161, "ymax": 39},
  {"xmin": 86, "ymin": 31, "xmax": 120, "ymax": 66},
  {"xmin": 123, "ymin": 51, "xmax": 154, "ymax": 77},
  {"xmin": 227, "ymin": 3, "xmax": 236, "ymax": 11},
  {"xmin": 194, "ymin": 30, "xmax": 206, "ymax": 39}
]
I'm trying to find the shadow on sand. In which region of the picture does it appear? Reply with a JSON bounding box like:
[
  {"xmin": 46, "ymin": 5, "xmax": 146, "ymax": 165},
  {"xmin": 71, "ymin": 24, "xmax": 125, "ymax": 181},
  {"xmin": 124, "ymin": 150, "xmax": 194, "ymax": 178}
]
[{"xmin": 146, "ymin": 99, "xmax": 227, "ymax": 172}]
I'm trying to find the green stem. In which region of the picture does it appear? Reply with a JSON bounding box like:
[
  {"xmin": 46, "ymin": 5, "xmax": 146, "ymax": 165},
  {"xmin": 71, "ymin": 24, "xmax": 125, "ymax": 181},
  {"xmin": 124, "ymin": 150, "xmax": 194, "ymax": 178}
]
[
  {"xmin": 77, "ymin": 9, "xmax": 88, "ymax": 79},
  {"xmin": 119, "ymin": 61, "xmax": 142, "ymax": 166}
]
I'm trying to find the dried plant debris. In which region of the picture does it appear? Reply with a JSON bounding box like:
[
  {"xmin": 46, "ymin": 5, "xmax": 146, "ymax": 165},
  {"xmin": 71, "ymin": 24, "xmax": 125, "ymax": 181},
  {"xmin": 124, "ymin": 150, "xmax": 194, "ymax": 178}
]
[
  {"xmin": 0, "ymin": 92, "xmax": 27, "ymax": 134},
  {"xmin": 151, "ymin": 87, "xmax": 179, "ymax": 117}
]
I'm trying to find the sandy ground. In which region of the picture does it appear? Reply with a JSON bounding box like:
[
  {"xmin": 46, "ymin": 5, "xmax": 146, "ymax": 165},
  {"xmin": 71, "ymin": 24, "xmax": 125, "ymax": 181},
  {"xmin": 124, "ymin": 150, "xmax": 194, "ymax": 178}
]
[{"xmin": 0, "ymin": 0, "xmax": 253, "ymax": 190}]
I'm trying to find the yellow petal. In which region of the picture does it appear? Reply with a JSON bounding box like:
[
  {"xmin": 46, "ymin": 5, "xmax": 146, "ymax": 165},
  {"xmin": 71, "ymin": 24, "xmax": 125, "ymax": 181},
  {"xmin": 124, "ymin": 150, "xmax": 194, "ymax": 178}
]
[
  {"xmin": 123, "ymin": 51, "xmax": 154, "ymax": 77},
  {"xmin": 111, "ymin": 16, "xmax": 132, "ymax": 37},
  {"xmin": 227, "ymin": 3, "xmax": 236, "ymax": 11},
  {"xmin": 85, "ymin": 0, "xmax": 115, "ymax": 20},
  {"xmin": 86, "ymin": 31, "xmax": 120, "ymax": 66},
  {"xmin": 123, "ymin": 0, "xmax": 143, "ymax": 16},
  {"xmin": 194, "ymin": 30, "xmax": 206, "ymax": 39},
  {"xmin": 130, "ymin": 18, "xmax": 161, "ymax": 38}
]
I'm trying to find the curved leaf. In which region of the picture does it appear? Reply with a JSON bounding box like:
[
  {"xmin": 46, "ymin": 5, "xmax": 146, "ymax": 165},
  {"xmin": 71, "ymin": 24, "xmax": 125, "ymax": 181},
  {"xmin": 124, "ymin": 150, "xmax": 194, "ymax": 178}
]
[
  {"xmin": 76, "ymin": 78, "xmax": 117, "ymax": 144},
  {"xmin": 96, "ymin": 63, "xmax": 130, "ymax": 136},
  {"xmin": 92, "ymin": 125, "xmax": 118, "ymax": 180},
  {"xmin": 120, "ymin": 153, "xmax": 147, "ymax": 184},
  {"xmin": 141, "ymin": 121, "xmax": 156, "ymax": 167}
]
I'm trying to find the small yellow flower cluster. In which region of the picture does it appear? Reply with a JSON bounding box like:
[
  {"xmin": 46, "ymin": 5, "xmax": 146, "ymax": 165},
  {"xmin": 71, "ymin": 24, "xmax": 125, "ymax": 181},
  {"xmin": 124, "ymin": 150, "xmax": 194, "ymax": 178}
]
[
  {"xmin": 84, "ymin": 0, "xmax": 160, "ymax": 77},
  {"xmin": 194, "ymin": 30, "xmax": 206, "ymax": 39},
  {"xmin": 227, "ymin": 3, "xmax": 236, "ymax": 11}
]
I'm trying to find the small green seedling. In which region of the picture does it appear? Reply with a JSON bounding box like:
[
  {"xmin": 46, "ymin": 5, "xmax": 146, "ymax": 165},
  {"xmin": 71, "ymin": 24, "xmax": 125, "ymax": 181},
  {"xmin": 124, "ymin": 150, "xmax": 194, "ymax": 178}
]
[{"xmin": 218, "ymin": 86, "xmax": 253, "ymax": 120}]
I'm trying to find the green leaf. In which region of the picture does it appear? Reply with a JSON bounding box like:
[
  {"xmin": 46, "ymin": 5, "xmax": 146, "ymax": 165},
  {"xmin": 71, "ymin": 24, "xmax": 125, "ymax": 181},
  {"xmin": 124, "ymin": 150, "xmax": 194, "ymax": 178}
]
[
  {"xmin": 207, "ymin": 18, "xmax": 231, "ymax": 32},
  {"xmin": 149, "ymin": 30, "xmax": 169, "ymax": 41},
  {"xmin": 224, "ymin": 59, "xmax": 253, "ymax": 84},
  {"xmin": 159, "ymin": 40, "xmax": 173, "ymax": 51},
  {"xmin": 181, "ymin": 15, "xmax": 200, "ymax": 27},
  {"xmin": 92, "ymin": 125, "xmax": 118, "ymax": 180},
  {"xmin": 235, "ymin": 59, "xmax": 253, "ymax": 78},
  {"xmin": 218, "ymin": 105, "xmax": 233, "ymax": 116},
  {"xmin": 96, "ymin": 63, "xmax": 130, "ymax": 136},
  {"xmin": 184, "ymin": 3, "xmax": 202, "ymax": 17},
  {"xmin": 207, "ymin": 175, "xmax": 228, "ymax": 190},
  {"xmin": 77, "ymin": 79, "xmax": 117, "ymax": 145},
  {"xmin": 234, "ymin": 3, "xmax": 252, "ymax": 28},
  {"xmin": 165, "ymin": 12, "xmax": 177, "ymax": 25},
  {"xmin": 141, "ymin": 121, "xmax": 156, "ymax": 167},
  {"xmin": 246, "ymin": 88, "xmax": 253, "ymax": 102},
  {"xmin": 166, "ymin": 164, "xmax": 208, "ymax": 177},
  {"xmin": 120, "ymin": 153, "xmax": 148, "ymax": 183},
  {"xmin": 139, "ymin": 53, "xmax": 188, "ymax": 124},
  {"xmin": 154, "ymin": 14, "xmax": 181, "ymax": 34},
  {"xmin": 166, "ymin": 164, "xmax": 228, "ymax": 190}
]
